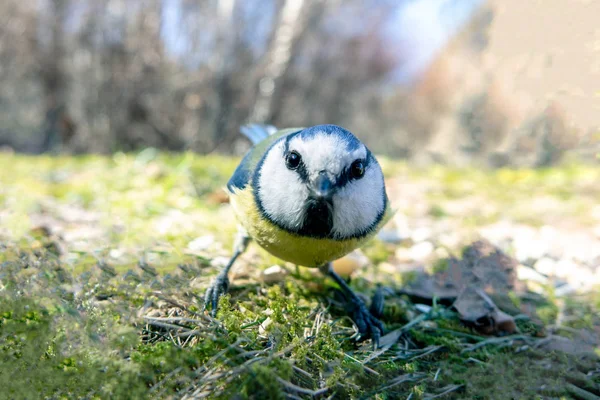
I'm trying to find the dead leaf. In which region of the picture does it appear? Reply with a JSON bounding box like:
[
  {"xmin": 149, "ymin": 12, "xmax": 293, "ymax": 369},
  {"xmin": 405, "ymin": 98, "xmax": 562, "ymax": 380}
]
[
  {"xmin": 400, "ymin": 239, "xmax": 526, "ymax": 316},
  {"xmin": 452, "ymin": 286, "xmax": 517, "ymax": 335}
]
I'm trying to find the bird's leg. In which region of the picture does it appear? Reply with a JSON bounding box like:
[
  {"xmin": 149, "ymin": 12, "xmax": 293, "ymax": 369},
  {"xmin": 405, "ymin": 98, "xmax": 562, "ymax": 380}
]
[
  {"xmin": 321, "ymin": 263, "xmax": 384, "ymax": 348},
  {"xmin": 203, "ymin": 229, "xmax": 250, "ymax": 317}
]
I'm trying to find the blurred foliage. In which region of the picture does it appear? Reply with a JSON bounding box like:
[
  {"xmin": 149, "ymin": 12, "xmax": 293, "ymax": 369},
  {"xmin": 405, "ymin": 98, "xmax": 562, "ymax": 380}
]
[{"xmin": 0, "ymin": 0, "xmax": 596, "ymax": 166}]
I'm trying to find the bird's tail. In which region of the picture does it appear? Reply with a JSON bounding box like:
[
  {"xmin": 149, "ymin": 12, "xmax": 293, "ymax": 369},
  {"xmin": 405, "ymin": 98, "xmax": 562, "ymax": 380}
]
[{"xmin": 239, "ymin": 124, "xmax": 278, "ymax": 145}]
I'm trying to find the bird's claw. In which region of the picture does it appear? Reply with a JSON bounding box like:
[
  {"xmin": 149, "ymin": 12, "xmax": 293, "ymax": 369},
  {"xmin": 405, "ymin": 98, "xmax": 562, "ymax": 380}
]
[
  {"xmin": 203, "ymin": 274, "xmax": 229, "ymax": 317},
  {"xmin": 348, "ymin": 296, "xmax": 385, "ymax": 350}
]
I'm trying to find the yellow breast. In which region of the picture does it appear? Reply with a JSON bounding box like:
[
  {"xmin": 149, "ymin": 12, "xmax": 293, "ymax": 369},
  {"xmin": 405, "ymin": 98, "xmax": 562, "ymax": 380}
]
[{"xmin": 228, "ymin": 186, "xmax": 390, "ymax": 268}]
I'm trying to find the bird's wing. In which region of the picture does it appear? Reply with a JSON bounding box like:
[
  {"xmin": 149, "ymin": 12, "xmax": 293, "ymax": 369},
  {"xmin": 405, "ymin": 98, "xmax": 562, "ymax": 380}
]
[{"xmin": 239, "ymin": 124, "xmax": 278, "ymax": 145}]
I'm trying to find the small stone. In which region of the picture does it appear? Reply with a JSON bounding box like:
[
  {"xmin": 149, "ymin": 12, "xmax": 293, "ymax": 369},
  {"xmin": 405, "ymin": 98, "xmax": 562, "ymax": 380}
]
[
  {"xmin": 554, "ymin": 259, "xmax": 579, "ymax": 279},
  {"xmin": 414, "ymin": 304, "xmax": 432, "ymax": 314},
  {"xmin": 261, "ymin": 265, "xmax": 288, "ymax": 284},
  {"xmin": 378, "ymin": 262, "xmax": 398, "ymax": 274},
  {"xmin": 570, "ymin": 267, "xmax": 596, "ymax": 289},
  {"xmin": 378, "ymin": 229, "xmax": 402, "ymax": 244},
  {"xmin": 210, "ymin": 256, "xmax": 229, "ymax": 268},
  {"xmin": 411, "ymin": 227, "xmax": 432, "ymax": 243},
  {"xmin": 408, "ymin": 241, "xmax": 434, "ymax": 261},
  {"xmin": 332, "ymin": 250, "xmax": 369, "ymax": 277},
  {"xmin": 514, "ymin": 237, "xmax": 548, "ymax": 263},
  {"xmin": 438, "ymin": 233, "xmax": 461, "ymax": 249},
  {"xmin": 434, "ymin": 247, "xmax": 450, "ymax": 259},
  {"xmin": 109, "ymin": 248, "xmax": 124, "ymax": 259},
  {"xmin": 533, "ymin": 257, "xmax": 557, "ymax": 276},
  {"xmin": 517, "ymin": 264, "xmax": 549, "ymax": 284},
  {"xmin": 395, "ymin": 247, "xmax": 412, "ymax": 262},
  {"xmin": 187, "ymin": 235, "xmax": 215, "ymax": 252},
  {"xmin": 392, "ymin": 213, "xmax": 411, "ymax": 239}
]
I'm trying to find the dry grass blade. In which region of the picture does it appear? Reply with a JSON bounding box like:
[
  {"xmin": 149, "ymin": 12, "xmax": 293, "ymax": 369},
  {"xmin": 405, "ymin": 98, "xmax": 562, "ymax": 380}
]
[
  {"xmin": 565, "ymin": 383, "xmax": 600, "ymax": 400},
  {"xmin": 424, "ymin": 384, "xmax": 465, "ymax": 399},
  {"xmin": 276, "ymin": 377, "xmax": 329, "ymax": 397},
  {"xmin": 461, "ymin": 335, "xmax": 531, "ymax": 353},
  {"xmin": 361, "ymin": 373, "xmax": 428, "ymax": 398}
]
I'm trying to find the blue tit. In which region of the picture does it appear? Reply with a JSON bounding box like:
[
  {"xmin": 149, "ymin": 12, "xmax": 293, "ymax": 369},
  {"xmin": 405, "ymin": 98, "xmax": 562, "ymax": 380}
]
[{"xmin": 204, "ymin": 124, "xmax": 392, "ymax": 344}]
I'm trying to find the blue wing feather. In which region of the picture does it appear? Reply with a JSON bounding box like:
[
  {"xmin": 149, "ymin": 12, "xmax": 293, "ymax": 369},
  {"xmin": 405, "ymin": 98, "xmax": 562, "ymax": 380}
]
[
  {"xmin": 227, "ymin": 149, "xmax": 253, "ymax": 192},
  {"xmin": 239, "ymin": 123, "xmax": 277, "ymax": 145},
  {"xmin": 227, "ymin": 124, "xmax": 278, "ymax": 191}
]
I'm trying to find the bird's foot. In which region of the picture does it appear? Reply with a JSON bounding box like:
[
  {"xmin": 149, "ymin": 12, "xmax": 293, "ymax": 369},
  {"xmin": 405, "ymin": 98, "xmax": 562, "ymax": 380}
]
[
  {"xmin": 203, "ymin": 274, "xmax": 229, "ymax": 317},
  {"xmin": 346, "ymin": 294, "xmax": 385, "ymax": 349}
]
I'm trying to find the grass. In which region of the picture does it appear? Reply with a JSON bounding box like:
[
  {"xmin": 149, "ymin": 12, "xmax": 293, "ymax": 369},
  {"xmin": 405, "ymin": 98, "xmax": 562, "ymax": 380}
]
[{"xmin": 0, "ymin": 151, "xmax": 599, "ymax": 399}]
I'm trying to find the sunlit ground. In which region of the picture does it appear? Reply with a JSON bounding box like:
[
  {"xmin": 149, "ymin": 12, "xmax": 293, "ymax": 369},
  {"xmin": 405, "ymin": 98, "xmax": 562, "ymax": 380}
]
[{"xmin": 1, "ymin": 150, "xmax": 599, "ymax": 398}]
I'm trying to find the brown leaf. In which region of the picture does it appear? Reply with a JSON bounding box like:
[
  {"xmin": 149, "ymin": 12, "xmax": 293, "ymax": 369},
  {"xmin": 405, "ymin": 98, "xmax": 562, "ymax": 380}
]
[
  {"xmin": 452, "ymin": 286, "xmax": 517, "ymax": 335},
  {"xmin": 400, "ymin": 239, "xmax": 524, "ymax": 303}
]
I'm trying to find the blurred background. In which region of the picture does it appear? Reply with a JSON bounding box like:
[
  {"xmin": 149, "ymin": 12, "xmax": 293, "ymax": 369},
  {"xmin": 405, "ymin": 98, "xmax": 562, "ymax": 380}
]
[{"xmin": 0, "ymin": 0, "xmax": 598, "ymax": 166}]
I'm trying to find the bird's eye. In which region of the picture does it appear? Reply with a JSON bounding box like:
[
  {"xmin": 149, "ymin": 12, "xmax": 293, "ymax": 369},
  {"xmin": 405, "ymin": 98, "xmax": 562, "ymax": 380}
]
[
  {"xmin": 350, "ymin": 160, "xmax": 365, "ymax": 179},
  {"xmin": 286, "ymin": 151, "xmax": 301, "ymax": 170}
]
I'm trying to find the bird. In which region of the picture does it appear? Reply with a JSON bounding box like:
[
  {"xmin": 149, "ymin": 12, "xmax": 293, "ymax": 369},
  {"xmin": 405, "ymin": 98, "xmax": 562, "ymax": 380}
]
[{"xmin": 204, "ymin": 123, "xmax": 392, "ymax": 345}]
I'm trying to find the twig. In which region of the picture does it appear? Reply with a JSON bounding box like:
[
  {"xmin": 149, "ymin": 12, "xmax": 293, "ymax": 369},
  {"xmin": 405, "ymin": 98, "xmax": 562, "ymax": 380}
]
[
  {"xmin": 144, "ymin": 320, "xmax": 192, "ymax": 332},
  {"xmin": 427, "ymin": 328, "xmax": 484, "ymax": 342},
  {"xmin": 565, "ymin": 383, "xmax": 600, "ymax": 400},
  {"xmin": 144, "ymin": 316, "xmax": 205, "ymax": 324},
  {"xmin": 292, "ymin": 365, "xmax": 313, "ymax": 379},
  {"xmin": 177, "ymin": 329, "xmax": 203, "ymax": 339},
  {"xmin": 344, "ymin": 353, "xmax": 380, "ymax": 375},
  {"xmin": 461, "ymin": 335, "xmax": 530, "ymax": 353},
  {"xmin": 424, "ymin": 384, "xmax": 465, "ymax": 399},
  {"xmin": 362, "ymin": 373, "xmax": 427, "ymax": 398},
  {"xmin": 149, "ymin": 367, "xmax": 183, "ymax": 394},
  {"xmin": 153, "ymin": 293, "xmax": 205, "ymax": 317},
  {"xmin": 276, "ymin": 377, "xmax": 329, "ymax": 397},
  {"xmin": 466, "ymin": 357, "xmax": 486, "ymax": 365},
  {"xmin": 408, "ymin": 345, "xmax": 444, "ymax": 361}
]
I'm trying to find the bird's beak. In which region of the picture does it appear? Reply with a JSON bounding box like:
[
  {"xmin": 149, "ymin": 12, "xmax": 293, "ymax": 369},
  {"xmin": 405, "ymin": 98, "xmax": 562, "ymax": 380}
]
[{"xmin": 310, "ymin": 172, "xmax": 335, "ymax": 202}]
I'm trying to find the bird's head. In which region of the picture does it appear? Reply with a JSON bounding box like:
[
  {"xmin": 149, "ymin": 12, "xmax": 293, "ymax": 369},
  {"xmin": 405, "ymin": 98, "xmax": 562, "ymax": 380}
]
[{"xmin": 253, "ymin": 124, "xmax": 387, "ymax": 239}]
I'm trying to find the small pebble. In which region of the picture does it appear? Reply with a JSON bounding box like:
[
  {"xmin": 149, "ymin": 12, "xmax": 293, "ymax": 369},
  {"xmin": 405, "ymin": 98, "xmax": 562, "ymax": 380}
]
[
  {"xmin": 378, "ymin": 229, "xmax": 403, "ymax": 244},
  {"xmin": 210, "ymin": 256, "xmax": 229, "ymax": 268},
  {"xmin": 411, "ymin": 227, "xmax": 432, "ymax": 243},
  {"xmin": 517, "ymin": 264, "xmax": 548, "ymax": 284},
  {"xmin": 187, "ymin": 235, "xmax": 215, "ymax": 252},
  {"xmin": 332, "ymin": 250, "xmax": 369, "ymax": 277},
  {"xmin": 533, "ymin": 257, "xmax": 556, "ymax": 276},
  {"xmin": 261, "ymin": 265, "xmax": 288, "ymax": 284},
  {"xmin": 408, "ymin": 241, "xmax": 434, "ymax": 261},
  {"xmin": 554, "ymin": 259, "xmax": 579, "ymax": 279}
]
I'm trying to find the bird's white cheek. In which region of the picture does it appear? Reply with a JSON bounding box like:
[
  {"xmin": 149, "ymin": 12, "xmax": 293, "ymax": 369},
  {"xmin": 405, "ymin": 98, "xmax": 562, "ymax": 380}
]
[
  {"xmin": 257, "ymin": 148, "xmax": 308, "ymax": 229},
  {"xmin": 331, "ymin": 168, "xmax": 385, "ymax": 238}
]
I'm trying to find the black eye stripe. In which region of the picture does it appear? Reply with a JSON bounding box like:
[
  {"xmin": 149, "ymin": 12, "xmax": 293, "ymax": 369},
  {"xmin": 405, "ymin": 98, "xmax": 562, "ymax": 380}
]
[
  {"xmin": 335, "ymin": 155, "xmax": 372, "ymax": 188},
  {"xmin": 295, "ymin": 161, "xmax": 310, "ymax": 183},
  {"xmin": 283, "ymin": 148, "xmax": 309, "ymax": 183}
]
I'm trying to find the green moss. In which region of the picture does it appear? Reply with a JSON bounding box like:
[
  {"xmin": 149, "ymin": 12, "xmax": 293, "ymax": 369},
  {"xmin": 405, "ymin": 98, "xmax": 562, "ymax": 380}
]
[{"xmin": 1, "ymin": 153, "xmax": 599, "ymax": 399}]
